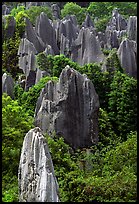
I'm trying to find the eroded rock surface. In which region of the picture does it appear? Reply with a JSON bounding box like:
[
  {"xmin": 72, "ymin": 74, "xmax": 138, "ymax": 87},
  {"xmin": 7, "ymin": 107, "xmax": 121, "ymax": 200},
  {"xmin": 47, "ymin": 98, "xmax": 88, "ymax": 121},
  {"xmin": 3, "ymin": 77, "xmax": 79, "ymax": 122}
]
[
  {"xmin": 117, "ymin": 38, "xmax": 137, "ymax": 78},
  {"xmin": 18, "ymin": 38, "xmax": 37, "ymax": 77},
  {"xmin": 71, "ymin": 28, "xmax": 105, "ymax": 65},
  {"xmin": 35, "ymin": 66, "xmax": 99, "ymax": 149},
  {"xmin": 2, "ymin": 73, "xmax": 14, "ymax": 99},
  {"xmin": 18, "ymin": 127, "xmax": 60, "ymax": 202}
]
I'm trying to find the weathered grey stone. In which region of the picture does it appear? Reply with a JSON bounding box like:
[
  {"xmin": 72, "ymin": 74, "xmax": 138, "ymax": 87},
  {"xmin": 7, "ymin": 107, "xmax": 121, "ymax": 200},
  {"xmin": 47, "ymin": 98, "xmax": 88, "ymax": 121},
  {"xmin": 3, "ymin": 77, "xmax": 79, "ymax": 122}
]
[
  {"xmin": 97, "ymin": 32, "xmax": 107, "ymax": 49},
  {"xmin": 127, "ymin": 16, "xmax": 137, "ymax": 41},
  {"xmin": 5, "ymin": 16, "xmax": 16, "ymax": 39},
  {"xmin": 25, "ymin": 70, "xmax": 36, "ymax": 91},
  {"xmin": 44, "ymin": 44, "xmax": 55, "ymax": 56},
  {"xmin": 105, "ymin": 29, "xmax": 119, "ymax": 49},
  {"xmin": 26, "ymin": 2, "xmax": 51, "ymax": 9},
  {"xmin": 18, "ymin": 38, "xmax": 37, "ymax": 77},
  {"xmin": 18, "ymin": 127, "xmax": 60, "ymax": 202},
  {"xmin": 51, "ymin": 4, "xmax": 60, "ymax": 19},
  {"xmin": 59, "ymin": 18, "xmax": 79, "ymax": 45},
  {"xmin": 2, "ymin": 73, "xmax": 14, "ymax": 99},
  {"xmin": 2, "ymin": 4, "xmax": 10, "ymax": 15},
  {"xmin": 34, "ymin": 66, "xmax": 99, "ymax": 149},
  {"xmin": 25, "ymin": 18, "xmax": 45, "ymax": 53},
  {"xmin": 117, "ymin": 38, "xmax": 137, "ymax": 78},
  {"xmin": 60, "ymin": 34, "xmax": 70, "ymax": 57},
  {"xmin": 35, "ymin": 68, "xmax": 48, "ymax": 84},
  {"xmin": 82, "ymin": 14, "xmax": 94, "ymax": 28},
  {"xmin": 35, "ymin": 12, "xmax": 59, "ymax": 54},
  {"xmin": 110, "ymin": 8, "xmax": 127, "ymax": 31},
  {"xmin": 71, "ymin": 28, "xmax": 105, "ymax": 65}
]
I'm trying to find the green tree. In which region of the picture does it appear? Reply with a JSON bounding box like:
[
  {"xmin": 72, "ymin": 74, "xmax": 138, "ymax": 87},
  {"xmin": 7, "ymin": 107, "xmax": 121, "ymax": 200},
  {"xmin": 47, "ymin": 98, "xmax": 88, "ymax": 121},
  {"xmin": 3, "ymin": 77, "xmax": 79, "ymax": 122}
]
[
  {"xmin": 2, "ymin": 31, "xmax": 22, "ymax": 79},
  {"xmin": 2, "ymin": 93, "xmax": 34, "ymax": 202},
  {"xmin": 108, "ymin": 71, "xmax": 137, "ymax": 139},
  {"xmin": 61, "ymin": 2, "xmax": 87, "ymax": 25}
]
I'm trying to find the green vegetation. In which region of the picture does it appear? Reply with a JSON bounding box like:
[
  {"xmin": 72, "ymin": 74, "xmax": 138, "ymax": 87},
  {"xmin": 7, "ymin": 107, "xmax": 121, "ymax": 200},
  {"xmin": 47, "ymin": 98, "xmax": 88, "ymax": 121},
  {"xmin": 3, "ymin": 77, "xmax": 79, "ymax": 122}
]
[
  {"xmin": 46, "ymin": 131, "xmax": 137, "ymax": 202},
  {"xmin": 10, "ymin": 5, "xmax": 53, "ymax": 26},
  {"xmin": 2, "ymin": 94, "xmax": 34, "ymax": 202},
  {"xmin": 61, "ymin": 2, "xmax": 87, "ymax": 25},
  {"xmin": 14, "ymin": 76, "xmax": 58, "ymax": 116},
  {"xmin": 2, "ymin": 32, "xmax": 22, "ymax": 79},
  {"xmin": 87, "ymin": 2, "xmax": 137, "ymax": 32}
]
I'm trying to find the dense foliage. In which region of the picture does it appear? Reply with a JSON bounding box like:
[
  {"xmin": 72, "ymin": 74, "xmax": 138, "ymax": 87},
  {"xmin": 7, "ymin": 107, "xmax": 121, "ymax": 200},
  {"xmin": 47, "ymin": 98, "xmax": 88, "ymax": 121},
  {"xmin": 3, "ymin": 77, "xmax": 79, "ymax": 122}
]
[
  {"xmin": 61, "ymin": 2, "xmax": 137, "ymax": 31},
  {"xmin": 46, "ymin": 130, "xmax": 137, "ymax": 202},
  {"xmin": 2, "ymin": 32, "xmax": 21, "ymax": 79},
  {"xmin": 2, "ymin": 2, "xmax": 137, "ymax": 203},
  {"xmin": 2, "ymin": 94, "xmax": 34, "ymax": 202},
  {"xmin": 61, "ymin": 2, "xmax": 87, "ymax": 25},
  {"xmin": 10, "ymin": 5, "xmax": 53, "ymax": 26}
]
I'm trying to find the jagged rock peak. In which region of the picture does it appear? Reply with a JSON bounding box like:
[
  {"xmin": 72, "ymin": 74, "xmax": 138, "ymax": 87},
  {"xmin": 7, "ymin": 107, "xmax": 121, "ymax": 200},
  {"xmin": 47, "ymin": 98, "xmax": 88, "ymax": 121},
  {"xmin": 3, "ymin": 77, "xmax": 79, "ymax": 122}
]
[
  {"xmin": 117, "ymin": 38, "xmax": 137, "ymax": 78},
  {"xmin": 2, "ymin": 73, "xmax": 14, "ymax": 99},
  {"xmin": 18, "ymin": 127, "xmax": 60, "ymax": 202},
  {"xmin": 35, "ymin": 66, "xmax": 100, "ymax": 149}
]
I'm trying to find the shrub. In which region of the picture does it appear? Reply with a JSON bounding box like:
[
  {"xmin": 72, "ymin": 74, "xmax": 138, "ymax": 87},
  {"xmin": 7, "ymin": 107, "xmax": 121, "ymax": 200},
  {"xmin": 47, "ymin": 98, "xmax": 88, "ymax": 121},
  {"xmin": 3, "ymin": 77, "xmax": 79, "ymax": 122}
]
[
  {"xmin": 61, "ymin": 2, "xmax": 87, "ymax": 25},
  {"xmin": 2, "ymin": 31, "xmax": 22, "ymax": 79},
  {"xmin": 14, "ymin": 76, "xmax": 58, "ymax": 116},
  {"xmin": 108, "ymin": 71, "xmax": 137, "ymax": 138},
  {"xmin": 2, "ymin": 93, "xmax": 34, "ymax": 202},
  {"xmin": 36, "ymin": 53, "xmax": 80, "ymax": 77},
  {"xmin": 25, "ymin": 6, "xmax": 53, "ymax": 26}
]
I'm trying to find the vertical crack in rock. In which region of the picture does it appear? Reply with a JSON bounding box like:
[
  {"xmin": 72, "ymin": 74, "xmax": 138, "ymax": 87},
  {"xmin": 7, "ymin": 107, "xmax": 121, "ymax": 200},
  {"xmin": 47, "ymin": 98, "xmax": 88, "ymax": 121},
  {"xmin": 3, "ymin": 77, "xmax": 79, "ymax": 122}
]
[
  {"xmin": 34, "ymin": 66, "xmax": 99, "ymax": 149},
  {"xmin": 18, "ymin": 127, "xmax": 60, "ymax": 202}
]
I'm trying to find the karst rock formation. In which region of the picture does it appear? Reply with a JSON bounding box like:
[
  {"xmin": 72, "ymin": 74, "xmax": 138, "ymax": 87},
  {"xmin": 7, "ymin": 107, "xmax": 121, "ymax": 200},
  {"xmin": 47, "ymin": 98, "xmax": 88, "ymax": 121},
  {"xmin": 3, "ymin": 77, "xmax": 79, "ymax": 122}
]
[
  {"xmin": 35, "ymin": 66, "xmax": 100, "ymax": 149},
  {"xmin": 18, "ymin": 127, "xmax": 60, "ymax": 202}
]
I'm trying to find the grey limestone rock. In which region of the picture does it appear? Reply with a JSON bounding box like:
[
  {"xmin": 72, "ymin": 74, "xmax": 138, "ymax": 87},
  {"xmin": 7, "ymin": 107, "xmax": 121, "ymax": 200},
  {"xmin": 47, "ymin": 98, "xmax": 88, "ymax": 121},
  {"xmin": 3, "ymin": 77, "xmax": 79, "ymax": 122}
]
[
  {"xmin": 35, "ymin": 12, "xmax": 59, "ymax": 54},
  {"xmin": 111, "ymin": 8, "xmax": 127, "ymax": 31},
  {"xmin": 82, "ymin": 14, "xmax": 94, "ymax": 28},
  {"xmin": 60, "ymin": 34, "xmax": 70, "ymax": 57},
  {"xmin": 2, "ymin": 73, "xmax": 14, "ymax": 99},
  {"xmin": 18, "ymin": 38, "xmax": 37, "ymax": 77},
  {"xmin": 25, "ymin": 70, "xmax": 36, "ymax": 91},
  {"xmin": 105, "ymin": 29, "xmax": 119, "ymax": 49},
  {"xmin": 34, "ymin": 66, "xmax": 99, "ymax": 149},
  {"xmin": 97, "ymin": 32, "xmax": 107, "ymax": 49},
  {"xmin": 59, "ymin": 18, "xmax": 79, "ymax": 46},
  {"xmin": 117, "ymin": 38, "xmax": 137, "ymax": 78},
  {"xmin": 2, "ymin": 4, "xmax": 10, "ymax": 15},
  {"xmin": 71, "ymin": 28, "xmax": 105, "ymax": 65},
  {"xmin": 51, "ymin": 4, "xmax": 60, "ymax": 19},
  {"xmin": 127, "ymin": 16, "xmax": 137, "ymax": 41},
  {"xmin": 44, "ymin": 44, "xmax": 55, "ymax": 56},
  {"xmin": 25, "ymin": 18, "xmax": 45, "ymax": 53},
  {"xmin": 35, "ymin": 68, "xmax": 48, "ymax": 85},
  {"xmin": 18, "ymin": 127, "xmax": 60, "ymax": 202}
]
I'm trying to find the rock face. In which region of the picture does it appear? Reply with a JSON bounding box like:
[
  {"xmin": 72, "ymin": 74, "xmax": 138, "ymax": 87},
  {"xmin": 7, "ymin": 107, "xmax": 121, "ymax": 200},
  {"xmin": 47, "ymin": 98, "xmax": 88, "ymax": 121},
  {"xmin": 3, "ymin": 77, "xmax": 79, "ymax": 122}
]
[
  {"xmin": 71, "ymin": 28, "xmax": 105, "ymax": 65},
  {"xmin": 82, "ymin": 14, "xmax": 94, "ymax": 28},
  {"xmin": 110, "ymin": 8, "xmax": 127, "ymax": 31},
  {"xmin": 2, "ymin": 73, "xmax": 14, "ymax": 99},
  {"xmin": 117, "ymin": 38, "xmax": 137, "ymax": 78},
  {"xmin": 127, "ymin": 16, "xmax": 137, "ymax": 41},
  {"xmin": 35, "ymin": 12, "xmax": 59, "ymax": 54},
  {"xmin": 25, "ymin": 18, "xmax": 45, "ymax": 53},
  {"xmin": 25, "ymin": 70, "xmax": 36, "ymax": 91},
  {"xmin": 35, "ymin": 66, "xmax": 99, "ymax": 149},
  {"xmin": 18, "ymin": 38, "xmax": 37, "ymax": 77},
  {"xmin": 18, "ymin": 127, "xmax": 60, "ymax": 202},
  {"xmin": 51, "ymin": 4, "xmax": 60, "ymax": 19}
]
